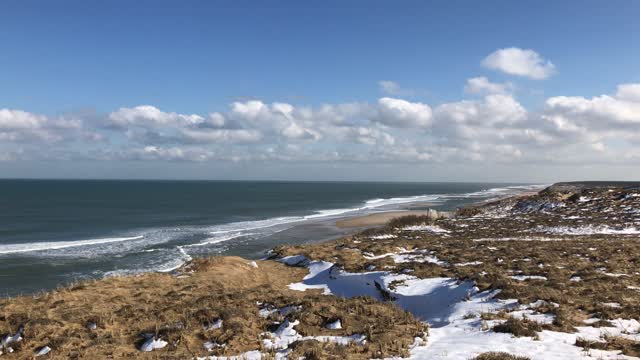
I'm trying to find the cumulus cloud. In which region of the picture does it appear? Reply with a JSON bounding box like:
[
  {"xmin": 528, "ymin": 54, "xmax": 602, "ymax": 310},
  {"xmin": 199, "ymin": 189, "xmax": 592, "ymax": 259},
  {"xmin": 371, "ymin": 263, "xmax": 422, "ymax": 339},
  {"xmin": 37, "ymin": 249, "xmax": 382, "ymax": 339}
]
[
  {"xmin": 545, "ymin": 84, "xmax": 640, "ymax": 127},
  {"xmin": 4, "ymin": 81, "xmax": 640, "ymax": 167},
  {"xmin": 373, "ymin": 97, "xmax": 432, "ymax": 128},
  {"xmin": 0, "ymin": 109, "xmax": 46, "ymax": 130},
  {"xmin": 465, "ymin": 77, "xmax": 514, "ymax": 95},
  {"xmin": 482, "ymin": 48, "xmax": 555, "ymax": 80},
  {"xmin": 0, "ymin": 108, "xmax": 97, "ymax": 143},
  {"xmin": 109, "ymin": 105, "xmax": 204, "ymax": 127},
  {"xmin": 106, "ymin": 105, "xmax": 264, "ymax": 145},
  {"xmin": 435, "ymin": 94, "xmax": 526, "ymax": 127}
]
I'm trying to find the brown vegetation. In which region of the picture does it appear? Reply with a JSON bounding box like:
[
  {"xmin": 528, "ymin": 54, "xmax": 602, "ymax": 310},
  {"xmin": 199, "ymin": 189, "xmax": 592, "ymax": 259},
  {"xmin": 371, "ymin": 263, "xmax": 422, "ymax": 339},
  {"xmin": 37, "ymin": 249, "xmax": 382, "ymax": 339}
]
[
  {"xmin": 473, "ymin": 352, "xmax": 531, "ymax": 360},
  {"xmin": 492, "ymin": 318, "xmax": 542, "ymax": 338},
  {"xmin": 0, "ymin": 257, "xmax": 425, "ymax": 359}
]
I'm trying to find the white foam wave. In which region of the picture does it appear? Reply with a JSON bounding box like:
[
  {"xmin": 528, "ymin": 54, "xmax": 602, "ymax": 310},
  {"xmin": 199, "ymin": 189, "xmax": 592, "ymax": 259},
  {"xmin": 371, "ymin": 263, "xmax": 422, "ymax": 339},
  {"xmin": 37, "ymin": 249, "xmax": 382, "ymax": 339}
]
[
  {"xmin": 202, "ymin": 194, "xmax": 446, "ymax": 239},
  {"xmin": 0, "ymin": 236, "xmax": 144, "ymax": 255},
  {"xmin": 185, "ymin": 232, "xmax": 257, "ymax": 248}
]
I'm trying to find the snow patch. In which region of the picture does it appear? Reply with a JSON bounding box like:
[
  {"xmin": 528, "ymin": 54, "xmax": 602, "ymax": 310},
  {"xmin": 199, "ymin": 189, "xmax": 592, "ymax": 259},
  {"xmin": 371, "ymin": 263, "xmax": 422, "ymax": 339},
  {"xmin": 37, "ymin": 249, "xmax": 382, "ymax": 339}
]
[
  {"xmin": 536, "ymin": 225, "xmax": 640, "ymax": 235},
  {"xmin": 510, "ymin": 275, "xmax": 548, "ymax": 281},
  {"xmin": 140, "ymin": 337, "xmax": 168, "ymax": 352},
  {"xmin": 402, "ymin": 225, "xmax": 450, "ymax": 233}
]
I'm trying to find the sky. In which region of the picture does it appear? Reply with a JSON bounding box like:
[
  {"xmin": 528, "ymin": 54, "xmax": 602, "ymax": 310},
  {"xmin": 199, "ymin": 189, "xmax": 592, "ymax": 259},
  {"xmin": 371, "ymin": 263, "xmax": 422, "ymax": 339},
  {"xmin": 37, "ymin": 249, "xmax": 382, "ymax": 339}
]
[{"xmin": 1, "ymin": 0, "xmax": 639, "ymax": 182}]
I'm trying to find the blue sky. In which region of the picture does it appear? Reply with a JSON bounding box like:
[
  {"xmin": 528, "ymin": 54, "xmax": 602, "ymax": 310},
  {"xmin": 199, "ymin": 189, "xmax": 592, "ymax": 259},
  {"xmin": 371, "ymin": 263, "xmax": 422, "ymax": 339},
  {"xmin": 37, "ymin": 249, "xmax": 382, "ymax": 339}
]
[{"xmin": 1, "ymin": 1, "xmax": 639, "ymax": 181}]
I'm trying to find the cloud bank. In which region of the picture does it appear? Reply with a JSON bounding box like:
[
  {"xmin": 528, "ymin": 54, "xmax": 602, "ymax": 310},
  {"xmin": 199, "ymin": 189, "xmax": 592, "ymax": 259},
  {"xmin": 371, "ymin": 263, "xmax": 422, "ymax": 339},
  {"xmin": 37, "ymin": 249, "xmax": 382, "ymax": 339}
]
[{"xmin": 2, "ymin": 82, "xmax": 639, "ymax": 167}]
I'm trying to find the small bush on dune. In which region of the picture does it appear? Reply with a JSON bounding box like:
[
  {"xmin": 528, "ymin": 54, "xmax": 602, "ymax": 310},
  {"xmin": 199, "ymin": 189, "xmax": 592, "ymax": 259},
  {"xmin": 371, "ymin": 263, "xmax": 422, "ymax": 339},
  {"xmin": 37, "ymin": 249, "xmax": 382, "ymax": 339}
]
[
  {"xmin": 492, "ymin": 317, "xmax": 542, "ymax": 338},
  {"xmin": 387, "ymin": 215, "xmax": 433, "ymax": 229}
]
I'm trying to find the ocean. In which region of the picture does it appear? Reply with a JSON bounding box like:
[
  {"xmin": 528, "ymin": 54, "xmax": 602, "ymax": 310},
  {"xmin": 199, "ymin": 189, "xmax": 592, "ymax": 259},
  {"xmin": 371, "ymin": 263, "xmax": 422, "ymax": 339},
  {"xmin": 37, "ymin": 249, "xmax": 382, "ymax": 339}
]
[{"xmin": 0, "ymin": 180, "xmax": 541, "ymax": 296}]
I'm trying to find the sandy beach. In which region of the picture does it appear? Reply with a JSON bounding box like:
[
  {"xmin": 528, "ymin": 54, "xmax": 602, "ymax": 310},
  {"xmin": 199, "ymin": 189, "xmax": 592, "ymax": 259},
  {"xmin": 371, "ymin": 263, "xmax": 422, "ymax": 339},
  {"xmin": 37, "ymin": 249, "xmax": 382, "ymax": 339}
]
[{"xmin": 335, "ymin": 210, "xmax": 440, "ymax": 228}]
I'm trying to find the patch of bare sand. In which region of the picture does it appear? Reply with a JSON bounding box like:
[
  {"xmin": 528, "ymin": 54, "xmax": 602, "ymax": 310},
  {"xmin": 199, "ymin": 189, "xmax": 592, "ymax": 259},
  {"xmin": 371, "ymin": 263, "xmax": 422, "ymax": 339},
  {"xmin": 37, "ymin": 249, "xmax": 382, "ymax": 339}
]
[{"xmin": 336, "ymin": 210, "xmax": 442, "ymax": 228}]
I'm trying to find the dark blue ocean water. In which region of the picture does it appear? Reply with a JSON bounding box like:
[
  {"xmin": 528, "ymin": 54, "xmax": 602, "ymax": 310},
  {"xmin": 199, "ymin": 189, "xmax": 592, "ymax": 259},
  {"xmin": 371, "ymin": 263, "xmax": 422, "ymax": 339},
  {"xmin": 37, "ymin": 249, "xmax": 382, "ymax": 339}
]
[{"xmin": 0, "ymin": 180, "xmax": 541, "ymax": 296}]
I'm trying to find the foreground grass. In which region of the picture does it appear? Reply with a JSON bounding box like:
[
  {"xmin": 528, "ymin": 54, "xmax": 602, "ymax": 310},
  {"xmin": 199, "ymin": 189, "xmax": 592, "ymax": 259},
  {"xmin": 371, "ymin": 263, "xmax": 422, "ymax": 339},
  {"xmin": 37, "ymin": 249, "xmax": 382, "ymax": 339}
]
[{"xmin": 0, "ymin": 257, "xmax": 425, "ymax": 359}]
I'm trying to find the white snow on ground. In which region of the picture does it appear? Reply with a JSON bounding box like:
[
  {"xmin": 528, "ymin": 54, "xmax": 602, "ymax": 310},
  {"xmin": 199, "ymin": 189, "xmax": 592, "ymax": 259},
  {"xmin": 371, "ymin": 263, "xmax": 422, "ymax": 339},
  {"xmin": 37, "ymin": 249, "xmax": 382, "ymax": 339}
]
[
  {"xmin": 35, "ymin": 346, "xmax": 51, "ymax": 357},
  {"xmin": 203, "ymin": 341, "xmax": 225, "ymax": 351},
  {"xmin": 258, "ymin": 304, "xmax": 301, "ymax": 318},
  {"xmin": 326, "ymin": 319, "xmax": 342, "ymax": 329},
  {"xmin": 139, "ymin": 337, "xmax": 168, "ymax": 352},
  {"xmin": 288, "ymin": 260, "xmax": 502, "ymax": 324},
  {"xmin": 455, "ymin": 261, "xmax": 483, "ymax": 267},
  {"xmin": 363, "ymin": 248, "xmax": 447, "ymax": 266},
  {"xmin": 287, "ymin": 260, "xmax": 639, "ymax": 360},
  {"xmin": 510, "ymin": 275, "xmax": 548, "ymax": 281},
  {"xmin": 575, "ymin": 319, "xmax": 640, "ymax": 342},
  {"xmin": 536, "ymin": 225, "xmax": 640, "ymax": 235},
  {"xmin": 370, "ymin": 234, "xmax": 396, "ymax": 240},
  {"xmin": 204, "ymin": 318, "xmax": 223, "ymax": 330},
  {"xmin": 402, "ymin": 225, "xmax": 450, "ymax": 233},
  {"xmin": 277, "ymin": 255, "xmax": 310, "ymax": 266},
  {"xmin": 402, "ymin": 327, "xmax": 638, "ymax": 360},
  {"xmin": 2, "ymin": 330, "xmax": 22, "ymax": 346},
  {"xmin": 508, "ymin": 309, "xmax": 555, "ymax": 324},
  {"xmin": 198, "ymin": 317, "xmax": 364, "ymax": 360},
  {"xmin": 325, "ymin": 319, "xmax": 342, "ymax": 330},
  {"xmin": 199, "ymin": 350, "xmax": 263, "ymax": 360},
  {"xmin": 262, "ymin": 319, "xmax": 366, "ymax": 350},
  {"xmin": 473, "ymin": 237, "xmax": 562, "ymax": 242}
]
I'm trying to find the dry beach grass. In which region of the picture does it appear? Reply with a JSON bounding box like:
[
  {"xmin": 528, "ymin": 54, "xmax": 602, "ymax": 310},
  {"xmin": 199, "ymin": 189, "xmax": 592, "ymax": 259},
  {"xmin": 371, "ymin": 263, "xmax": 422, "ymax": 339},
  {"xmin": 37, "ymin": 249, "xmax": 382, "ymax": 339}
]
[{"xmin": 0, "ymin": 257, "xmax": 424, "ymax": 359}]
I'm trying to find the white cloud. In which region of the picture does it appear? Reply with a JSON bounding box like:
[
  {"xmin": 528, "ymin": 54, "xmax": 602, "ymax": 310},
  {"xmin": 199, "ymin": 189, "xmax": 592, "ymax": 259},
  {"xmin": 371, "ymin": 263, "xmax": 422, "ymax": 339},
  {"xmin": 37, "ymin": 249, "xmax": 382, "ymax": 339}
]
[
  {"xmin": 465, "ymin": 77, "xmax": 514, "ymax": 95},
  {"xmin": 374, "ymin": 97, "xmax": 432, "ymax": 128},
  {"xmin": 207, "ymin": 112, "xmax": 226, "ymax": 128},
  {"xmin": 616, "ymin": 83, "xmax": 640, "ymax": 102},
  {"xmin": 545, "ymin": 84, "xmax": 640, "ymax": 127},
  {"xmin": 109, "ymin": 105, "xmax": 203, "ymax": 127},
  {"xmin": 591, "ymin": 142, "xmax": 606, "ymax": 152},
  {"xmin": 0, "ymin": 108, "xmax": 97, "ymax": 143},
  {"xmin": 130, "ymin": 146, "xmax": 213, "ymax": 162},
  {"xmin": 181, "ymin": 129, "xmax": 262, "ymax": 143},
  {"xmin": 230, "ymin": 100, "xmax": 266, "ymax": 120},
  {"xmin": 435, "ymin": 94, "xmax": 526, "ymax": 127},
  {"xmin": 0, "ymin": 109, "xmax": 46, "ymax": 130},
  {"xmin": 482, "ymin": 48, "xmax": 555, "ymax": 80},
  {"xmin": 6, "ymin": 82, "xmax": 640, "ymax": 168}
]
